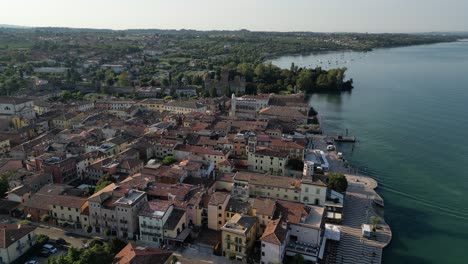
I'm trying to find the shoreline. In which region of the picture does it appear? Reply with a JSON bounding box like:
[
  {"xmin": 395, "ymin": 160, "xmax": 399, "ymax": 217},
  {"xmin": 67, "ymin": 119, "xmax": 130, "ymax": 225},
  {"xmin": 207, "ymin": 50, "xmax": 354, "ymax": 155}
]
[
  {"xmin": 312, "ymin": 134, "xmax": 392, "ymax": 263},
  {"xmin": 267, "ymin": 39, "xmax": 460, "ymax": 67}
]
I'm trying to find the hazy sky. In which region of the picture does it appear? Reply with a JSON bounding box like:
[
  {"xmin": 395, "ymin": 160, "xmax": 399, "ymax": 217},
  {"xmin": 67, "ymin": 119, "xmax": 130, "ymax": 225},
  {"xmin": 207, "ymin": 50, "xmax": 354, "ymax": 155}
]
[{"xmin": 1, "ymin": 0, "xmax": 467, "ymax": 32}]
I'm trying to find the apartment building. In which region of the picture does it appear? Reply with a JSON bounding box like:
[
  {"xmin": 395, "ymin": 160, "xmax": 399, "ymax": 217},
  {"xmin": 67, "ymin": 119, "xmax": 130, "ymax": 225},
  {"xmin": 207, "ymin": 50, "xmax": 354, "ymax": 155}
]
[
  {"xmin": 233, "ymin": 172, "xmax": 301, "ymax": 203},
  {"xmin": 88, "ymin": 184, "xmax": 147, "ymax": 239},
  {"xmin": 221, "ymin": 214, "xmax": 258, "ymax": 263},
  {"xmin": 247, "ymin": 147, "xmax": 288, "ymax": 176}
]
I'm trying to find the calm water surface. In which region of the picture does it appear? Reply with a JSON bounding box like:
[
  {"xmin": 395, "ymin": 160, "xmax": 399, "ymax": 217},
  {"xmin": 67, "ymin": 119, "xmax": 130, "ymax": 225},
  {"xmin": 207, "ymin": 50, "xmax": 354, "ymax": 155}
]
[{"xmin": 271, "ymin": 41, "xmax": 468, "ymax": 264}]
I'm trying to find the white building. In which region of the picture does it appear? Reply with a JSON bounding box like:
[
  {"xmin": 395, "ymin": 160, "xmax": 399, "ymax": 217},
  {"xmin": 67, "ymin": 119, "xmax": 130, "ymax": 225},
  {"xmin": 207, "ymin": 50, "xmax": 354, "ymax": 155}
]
[
  {"xmin": 0, "ymin": 96, "xmax": 35, "ymax": 119},
  {"xmin": 138, "ymin": 200, "xmax": 174, "ymax": 247},
  {"xmin": 0, "ymin": 224, "xmax": 37, "ymax": 264}
]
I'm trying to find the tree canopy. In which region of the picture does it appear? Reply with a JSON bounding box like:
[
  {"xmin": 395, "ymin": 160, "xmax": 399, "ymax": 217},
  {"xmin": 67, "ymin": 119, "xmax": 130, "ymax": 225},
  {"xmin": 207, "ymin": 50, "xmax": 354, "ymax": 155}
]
[{"xmin": 328, "ymin": 173, "xmax": 348, "ymax": 193}]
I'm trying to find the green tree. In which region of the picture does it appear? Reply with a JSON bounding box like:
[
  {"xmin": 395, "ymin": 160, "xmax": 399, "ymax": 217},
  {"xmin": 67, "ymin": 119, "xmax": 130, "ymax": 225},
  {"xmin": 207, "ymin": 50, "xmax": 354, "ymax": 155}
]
[
  {"xmin": 105, "ymin": 238, "xmax": 127, "ymax": 255},
  {"xmin": 0, "ymin": 170, "xmax": 15, "ymax": 198},
  {"xmin": 209, "ymin": 86, "xmax": 217, "ymax": 97},
  {"xmin": 41, "ymin": 214, "xmax": 51, "ymax": 222},
  {"xmin": 95, "ymin": 174, "xmax": 115, "ymax": 192},
  {"xmin": 79, "ymin": 244, "xmax": 113, "ymax": 264},
  {"xmin": 328, "ymin": 173, "xmax": 348, "ymax": 193},
  {"xmin": 17, "ymin": 220, "xmax": 32, "ymax": 225},
  {"xmin": 370, "ymin": 216, "xmax": 381, "ymax": 232},
  {"xmin": 64, "ymin": 247, "xmax": 81, "ymax": 263},
  {"xmin": 162, "ymin": 155, "xmax": 177, "ymax": 165},
  {"xmin": 118, "ymin": 71, "xmax": 130, "ymax": 87}
]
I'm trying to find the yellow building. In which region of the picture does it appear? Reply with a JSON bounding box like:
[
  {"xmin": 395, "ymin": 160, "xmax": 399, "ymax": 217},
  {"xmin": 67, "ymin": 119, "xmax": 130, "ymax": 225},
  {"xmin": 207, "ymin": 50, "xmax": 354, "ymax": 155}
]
[
  {"xmin": 51, "ymin": 113, "xmax": 74, "ymax": 129},
  {"xmin": 251, "ymin": 198, "xmax": 276, "ymax": 235},
  {"xmin": 139, "ymin": 98, "xmax": 166, "ymax": 112},
  {"xmin": 51, "ymin": 196, "xmax": 89, "ymax": 230},
  {"xmin": 233, "ymin": 171, "xmax": 302, "ymax": 203},
  {"xmin": 207, "ymin": 192, "xmax": 230, "ymax": 231},
  {"xmin": 221, "ymin": 214, "xmax": 257, "ymax": 262}
]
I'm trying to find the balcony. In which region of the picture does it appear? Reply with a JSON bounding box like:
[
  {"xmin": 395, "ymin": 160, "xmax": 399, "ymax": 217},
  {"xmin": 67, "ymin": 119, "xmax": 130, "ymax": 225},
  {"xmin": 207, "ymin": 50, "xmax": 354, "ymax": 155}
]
[
  {"xmin": 225, "ymin": 239, "xmax": 247, "ymax": 247},
  {"xmin": 286, "ymin": 241, "xmax": 319, "ymax": 257}
]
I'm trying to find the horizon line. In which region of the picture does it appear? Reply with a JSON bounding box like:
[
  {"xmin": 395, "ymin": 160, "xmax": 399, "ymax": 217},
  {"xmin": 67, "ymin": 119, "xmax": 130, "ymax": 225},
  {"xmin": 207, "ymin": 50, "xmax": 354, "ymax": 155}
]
[{"xmin": 1, "ymin": 23, "xmax": 467, "ymax": 35}]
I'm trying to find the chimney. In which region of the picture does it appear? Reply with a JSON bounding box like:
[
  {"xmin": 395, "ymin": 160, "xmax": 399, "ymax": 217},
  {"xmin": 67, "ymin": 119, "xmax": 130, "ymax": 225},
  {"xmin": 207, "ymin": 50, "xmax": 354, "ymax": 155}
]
[{"xmin": 281, "ymin": 221, "xmax": 287, "ymax": 230}]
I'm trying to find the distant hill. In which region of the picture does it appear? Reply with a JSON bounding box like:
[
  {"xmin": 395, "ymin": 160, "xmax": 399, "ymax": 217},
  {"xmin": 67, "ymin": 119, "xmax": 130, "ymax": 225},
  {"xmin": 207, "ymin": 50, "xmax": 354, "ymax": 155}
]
[{"xmin": 0, "ymin": 24, "xmax": 31, "ymax": 29}]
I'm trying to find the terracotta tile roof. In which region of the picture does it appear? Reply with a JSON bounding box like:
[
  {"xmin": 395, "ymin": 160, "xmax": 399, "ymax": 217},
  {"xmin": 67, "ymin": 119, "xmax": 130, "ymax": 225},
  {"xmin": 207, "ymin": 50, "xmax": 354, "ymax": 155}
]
[
  {"xmin": 138, "ymin": 200, "xmax": 173, "ymax": 218},
  {"xmin": 270, "ymin": 139, "xmax": 305, "ymax": 149},
  {"xmin": 253, "ymin": 147, "xmax": 289, "ymax": 158},
  {"xmin": 252, "ymin": 198, "xmax": 276, "ymax": 216},
  {"xmin": 209, "ymin": 191, "xmax": 230, "ymax": 206},
  {"xmin": 113, "ymin": 242, "xmax": 172, "ymax": 264},
  {"xmin": 276, "ymin": 200, "xmax": 309, "ymax": 224},
  {"xmin": 175, "ymin": 145, "xmax": 225, "ymax": 156},
  {"xmin": 259, "ymin": 106, "xmax": 307, "ymax": 119},
  {"xmin": 0, "ymin": 224, "xmax": 36, "ymax": 249},
  {"xmin": 146, "ymin": 182, "xmax": 192, "ymax": 200},
  {"xmin": 234, "ymin": 171, "xmax": 300, "ymax": 190},
  {"xmin": 260, "ymin": 218, "xmax": 287, "ymax": 245}
]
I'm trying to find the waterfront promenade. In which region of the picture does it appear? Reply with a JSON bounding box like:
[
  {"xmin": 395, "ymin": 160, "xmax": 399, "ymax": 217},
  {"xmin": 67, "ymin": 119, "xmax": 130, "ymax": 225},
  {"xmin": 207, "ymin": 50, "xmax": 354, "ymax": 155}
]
[{"xmin": 313, "ymin": 135, "xmax": 392, "ymax": 264}]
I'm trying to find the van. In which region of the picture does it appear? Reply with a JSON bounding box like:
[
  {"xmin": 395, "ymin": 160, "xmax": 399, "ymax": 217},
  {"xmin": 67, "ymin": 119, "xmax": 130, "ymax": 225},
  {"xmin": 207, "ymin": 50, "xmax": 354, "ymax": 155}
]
[{"xmin": 43, "ymin": 244, "xmax": 58, "ymax": 254}]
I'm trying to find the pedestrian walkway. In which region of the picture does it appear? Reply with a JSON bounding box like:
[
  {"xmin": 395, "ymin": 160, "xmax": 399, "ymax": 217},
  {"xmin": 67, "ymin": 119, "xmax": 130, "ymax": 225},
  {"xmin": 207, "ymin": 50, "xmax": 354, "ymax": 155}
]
[{"xmin": 312, "ymin": 135, "xmax": 392, "ymax": 264}]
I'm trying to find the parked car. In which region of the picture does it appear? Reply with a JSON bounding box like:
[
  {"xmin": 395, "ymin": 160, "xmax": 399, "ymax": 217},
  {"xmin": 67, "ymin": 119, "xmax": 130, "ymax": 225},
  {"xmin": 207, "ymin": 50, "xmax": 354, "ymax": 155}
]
[
  {"xmin": 25, "ymin": 261, "xmax": 39, "ymax": 264},
  {"xmin": 38, "ymin": 250, "xmax": 51, "ymax": 257},
  {"xmin": 43, "ymin": 244, "xmax": 58, "ymax": 254},
  {"xmin": 56, "ymin": 238, "xmax": 67, "ymax": 245}
]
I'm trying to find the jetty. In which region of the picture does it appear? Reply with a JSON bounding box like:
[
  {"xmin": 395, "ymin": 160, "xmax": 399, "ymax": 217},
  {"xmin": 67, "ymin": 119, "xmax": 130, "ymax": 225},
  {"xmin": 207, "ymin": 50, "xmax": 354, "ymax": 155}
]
[{"xmin": 331, "ymin": 135, "xmax": 356, "ymax": 143}]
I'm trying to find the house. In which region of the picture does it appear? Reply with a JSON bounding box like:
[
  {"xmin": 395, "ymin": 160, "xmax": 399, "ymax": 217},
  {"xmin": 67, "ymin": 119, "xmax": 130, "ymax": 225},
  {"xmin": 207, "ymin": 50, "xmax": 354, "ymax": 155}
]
[
  {"xmin": 270, "ymin": 138, "xmax": 306, "ymax": 161},
  {"xmin": 278, "ymin": 200, "xmax": 325, "ymax": 262},
  {"xmin": 260, "ymin": 218, "xmax": 288, "ymax": 264},
  {"xmin": 252, "ymin": 198, "xmax": 276, "ymax": 235},
  {"xmin": 164, "ymin": 101, "xmax": 207, "ymax": 114},
  {"xmin": 300, "ymin": 175, "xmax": 328, "ymax": 206},
  {"xmin": 208, "ymin": 192, "xmax": 230, "ymax": 231},
  {"xmin": 174, "ymin": 145, "xmax": 230, "ymax": 169},
  {"xmin": 221, "ymin": 213, "xmax": 258, "ymax": 262},
  {"xmin": 113, "ymin": 242, "xmax": 173, "ymax": 264},
  {"xmin": 0, "ymin": 224, "xmax": 37, "ymax": 264},
  {"xmin": 51, "ymin": 195, "xmax": 89, "ymax": 230},
  {"xmin": 163, "ymin": 207, "xmax": 188, "ymax": 246},
  {"xmin": 23, "ymin": 184, "xmax": 87, "ymax": 225},
  {"xmin": 138, "ymin": 200, "xmax": 174, "ymax": 247},
  {"xmin": 138, "ymin": 99, "xmax": 166, "ymax": 112},
  {"xmin": 33, "ymin": 155, "xmax": 78, "ymax": 184}
]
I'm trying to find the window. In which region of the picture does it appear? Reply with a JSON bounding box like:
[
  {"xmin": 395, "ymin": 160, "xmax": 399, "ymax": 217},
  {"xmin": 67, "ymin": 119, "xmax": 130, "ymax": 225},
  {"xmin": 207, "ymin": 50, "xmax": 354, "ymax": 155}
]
[
  {"xmin": 218, "ymin": 214, "xmax": 222, "ymax": 217},
  {"xmin": 218, "ymin": 221, "xmax": 222, "ymax": 225},
  {"xmin": 262, "ymin": 243, "xmax": 265, "ymax": 247},
  {"xmin": 262, "ymin": 252, "xmax": 265, "ymax": 256},
  {"xmin": 305, "ymin": 187, "xmax": 309, "ymax": 193},
  {"xmin": 316, "ymin": 188, "xmax": 321, "ymax": 195}
]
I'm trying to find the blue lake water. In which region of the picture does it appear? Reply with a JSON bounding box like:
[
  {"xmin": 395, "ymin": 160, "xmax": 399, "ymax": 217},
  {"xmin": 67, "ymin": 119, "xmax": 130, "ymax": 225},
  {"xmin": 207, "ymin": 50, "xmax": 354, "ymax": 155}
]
[{"xmin": 271, "ymin": 41, "xmax": 468, "ymax": 264}]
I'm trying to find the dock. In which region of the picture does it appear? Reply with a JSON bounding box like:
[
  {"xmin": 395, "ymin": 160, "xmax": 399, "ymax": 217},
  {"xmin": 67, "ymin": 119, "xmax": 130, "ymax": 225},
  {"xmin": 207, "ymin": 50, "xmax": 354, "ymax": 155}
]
[{"xmin": 331, "ymin": 135, "xmax": 356, "ymax": 143}]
